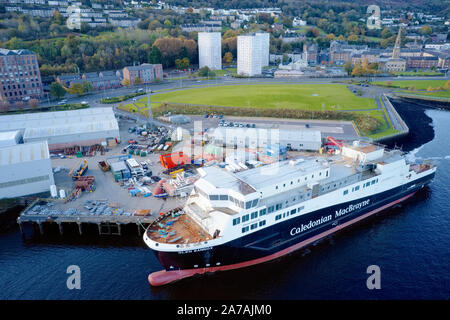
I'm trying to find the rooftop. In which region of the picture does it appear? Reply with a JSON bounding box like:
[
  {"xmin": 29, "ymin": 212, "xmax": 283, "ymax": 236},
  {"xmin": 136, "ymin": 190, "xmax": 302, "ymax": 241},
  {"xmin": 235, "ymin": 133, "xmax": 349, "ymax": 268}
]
[{"xmin": 0, "ymin": 141, "xmax": 50, "ymax": 166}]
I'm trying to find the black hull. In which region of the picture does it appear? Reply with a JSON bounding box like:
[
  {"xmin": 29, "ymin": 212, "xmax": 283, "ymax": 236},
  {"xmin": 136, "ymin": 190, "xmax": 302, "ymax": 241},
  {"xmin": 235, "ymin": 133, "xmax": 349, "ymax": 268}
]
[{"xmin": 152, "ymin": 172, "xmax": 435, "ymax": 271}]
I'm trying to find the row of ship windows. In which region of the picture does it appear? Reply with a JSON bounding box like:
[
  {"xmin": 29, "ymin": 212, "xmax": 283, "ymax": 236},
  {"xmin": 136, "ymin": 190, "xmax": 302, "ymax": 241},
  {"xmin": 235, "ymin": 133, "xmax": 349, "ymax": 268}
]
[
  {"xmin": 343, "ymin": 178, "xmax": 379, "ymax": 195},
  {"xmin": 208, "ymin": 194, "xmax": 259, "ymax": 210},
  {"xmin": 242, "ymin": 220, "xmax": 266, "ymax": 233},
  {"xmin": 233, "ymin": 205, "xmax": 305, "ymax": 228},
  {"xmin": 275, "ymin": 206, "xmax": 305, "ymax": 221},
  {"xmin": 275, "ymin": 171, "xmax": 328, "ymax": 190}
]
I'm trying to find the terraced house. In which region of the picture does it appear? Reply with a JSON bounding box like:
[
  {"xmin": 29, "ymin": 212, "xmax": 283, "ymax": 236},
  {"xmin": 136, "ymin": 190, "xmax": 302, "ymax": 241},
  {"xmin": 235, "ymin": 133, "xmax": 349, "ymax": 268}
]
[{"xmin": 0, "ymin": 49, "xmax": 43, "ymax": 103}]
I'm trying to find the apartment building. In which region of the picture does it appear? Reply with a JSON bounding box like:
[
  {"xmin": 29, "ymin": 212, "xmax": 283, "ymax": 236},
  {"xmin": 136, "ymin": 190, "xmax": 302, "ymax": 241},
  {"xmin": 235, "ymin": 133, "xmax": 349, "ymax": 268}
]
[{"xmin": 0, "ymin": 48, "xmax": 43, "ymax": 102}]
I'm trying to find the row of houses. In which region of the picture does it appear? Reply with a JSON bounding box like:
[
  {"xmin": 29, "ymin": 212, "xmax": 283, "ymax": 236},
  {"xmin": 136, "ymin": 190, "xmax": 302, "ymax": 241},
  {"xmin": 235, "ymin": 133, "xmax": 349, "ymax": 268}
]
[
  {"xmin": 329, "ymin": 40, "xmax": 450, "ymax": 70},
  {"xmin": 56, "ymin": 63, "xmax": 164, "ymax": 90}
]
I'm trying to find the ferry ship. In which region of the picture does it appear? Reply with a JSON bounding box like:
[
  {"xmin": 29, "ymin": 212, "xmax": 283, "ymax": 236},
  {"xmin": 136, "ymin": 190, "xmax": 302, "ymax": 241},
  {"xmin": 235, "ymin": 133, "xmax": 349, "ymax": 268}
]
[{"xmin": 144, "ymin": 141, "xmax": 436, "ymax": 286}]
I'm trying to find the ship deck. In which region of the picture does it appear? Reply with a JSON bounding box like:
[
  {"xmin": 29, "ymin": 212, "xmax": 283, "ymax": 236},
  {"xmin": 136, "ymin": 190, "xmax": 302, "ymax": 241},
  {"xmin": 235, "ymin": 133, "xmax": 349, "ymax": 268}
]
[{"xmin": 147, "ymin": 210, "xmax": 212, "ymax": 245}]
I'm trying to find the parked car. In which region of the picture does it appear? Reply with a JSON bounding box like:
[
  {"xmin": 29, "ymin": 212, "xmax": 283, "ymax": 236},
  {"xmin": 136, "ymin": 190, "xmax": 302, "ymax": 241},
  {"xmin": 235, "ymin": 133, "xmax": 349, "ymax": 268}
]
[
  {"xmin": 239, "ymin": 123, "xmax": 244, "ymax": 128},
  {"xmin": 305, "ymin": 124, "xmax": 310, "ymax": 128},
  {"xmin": 204, "ymin": 113, "xmax": 209, "ymax": 118},
  {"xmin": 151, "ymin": 176, "xmax": 161, "ymax": 182},
  {"xmin": 251, "ymin": 123, "xmax": 256, "ymax": 128},
  {"xmin": 218, "ymin": 114, "xmax": 223, "ymax": 119},
  {"xmin": 128, "ymin": 139, "xmax": 137, "ymax": 144}
]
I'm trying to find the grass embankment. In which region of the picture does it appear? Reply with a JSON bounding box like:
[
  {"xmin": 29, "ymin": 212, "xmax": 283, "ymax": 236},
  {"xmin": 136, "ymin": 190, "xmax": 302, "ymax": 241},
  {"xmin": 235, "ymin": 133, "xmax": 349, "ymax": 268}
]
[
  {"xmin": 372, "ymin": 80, "xmax": 448, "ymax": 90},
  {"xmin": 0, "ymin": 103, "xmax": 88, "ymax": 115},
  {"xmin": 119, "ymin": 84, "xmax": 390, "ymax": 137},
  {"xmin": 100, "ymin": 92, "xmax": 146, "ymax": 104},
  {"xmin": 392, "ymin": 71, "xmax": 444, "ymax": 77}
]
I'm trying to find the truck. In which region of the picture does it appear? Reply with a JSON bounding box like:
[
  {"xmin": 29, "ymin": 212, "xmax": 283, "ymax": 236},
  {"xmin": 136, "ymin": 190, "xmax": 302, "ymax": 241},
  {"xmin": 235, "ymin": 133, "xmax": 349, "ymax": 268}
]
[
  {"xmin": 98, "ymin": 161, "xmax": 110, "ymax": 172},
  {"xmin": 69, "ymin": 159, "xmax": 88, "ymax": 180}
]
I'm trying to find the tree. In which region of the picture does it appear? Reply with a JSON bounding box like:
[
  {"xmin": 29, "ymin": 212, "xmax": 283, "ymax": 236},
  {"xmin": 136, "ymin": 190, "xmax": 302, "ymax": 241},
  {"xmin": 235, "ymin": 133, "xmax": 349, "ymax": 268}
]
[
  {"xmin": 344, "ymin": 60, "xmax": 353, "ymax": 75},
  {"xmin": 67, "ymin": 83, "xmax": 84, "ymax": 95},
  {"xmin": 122, "ymin": 78, "xmax": 130, "ymax": 86},
  {"xmin": 306, "ymin": 28, "xmax": 319, "ymax": 38},
  {"xmin": 164, "ymin": 20, "xmax": 172, "ymax": 27},
  {"xmin": 351, "ymin": 63, "xmax": 363, "ymax": 77},
  {"xmin": 13, "ymin": 101, "xmax": 25, "ymax": 110},
  {"xmin": 175, "ymin": 57, "xmax": 190, "ymax": 70},
  {"xmin": 223, "ymin": 52, "xmax": 233, "ymax": 64},
  {"xmin": 282, "ymin": 53, "xmax": 289, "ymax": 64},
  {"xmin": 82, "ymin": 81, "xmax": 93, "ymax": 93},
  {"xmin": 420, "ymin": 25, "xmax": 432, "ymax": 36},
  {"xmin": 0, "ymin": 100, "xmax": 10, "ymax": 113},
  {"xmin": 148, "ymin": 45, "xmax": 162, "ymax": 64},
  {"xmin": 198, "ymin": 66, "xmax": 215, "ymax": 77},
  {"xmin": 49, "ymin": 82, "xmax": 66, "ymax": 99},
  {"xmin": 28, "ymin": 98, "xmax": 39, "ymax": 109}
]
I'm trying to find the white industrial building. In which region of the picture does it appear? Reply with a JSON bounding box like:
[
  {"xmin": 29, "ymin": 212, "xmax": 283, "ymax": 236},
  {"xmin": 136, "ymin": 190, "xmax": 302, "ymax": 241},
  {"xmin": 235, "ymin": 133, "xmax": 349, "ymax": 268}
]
[
  {"xmin": 198, "ymin": 32, "xmax": 222, "ymax": 70},
  {"xmin": 0, "ymin": 107, "xmax": 120, "ymax": 151},
  {"xmin": 210, "ymin": 127, "xmax": 322, "ymax": 151},
  {"xmin": 0, "ymin": 140, "xmax": 54, "ymax": 199},
  {"xmin": 237, "ymin": 33, "xmax": 270, "ymax": 76},
  {"xmin": 0, "ymin": 130, "xmax": 22, "ymax": 148}
]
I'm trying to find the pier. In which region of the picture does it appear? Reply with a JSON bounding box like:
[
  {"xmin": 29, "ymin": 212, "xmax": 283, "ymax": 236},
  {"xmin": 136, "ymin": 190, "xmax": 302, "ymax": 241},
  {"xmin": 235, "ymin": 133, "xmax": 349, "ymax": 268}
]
[{"xmin": 17, "ymin": 199, "xmax": 155, "ymax": 237}]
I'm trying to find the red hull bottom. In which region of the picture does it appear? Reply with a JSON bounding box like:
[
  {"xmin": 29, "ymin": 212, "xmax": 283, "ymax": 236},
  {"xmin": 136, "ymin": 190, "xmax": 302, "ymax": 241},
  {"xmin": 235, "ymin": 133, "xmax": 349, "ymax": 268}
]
[{"xmin": 148, "ymin": 192, "xmax": 416, "ymax": 286}]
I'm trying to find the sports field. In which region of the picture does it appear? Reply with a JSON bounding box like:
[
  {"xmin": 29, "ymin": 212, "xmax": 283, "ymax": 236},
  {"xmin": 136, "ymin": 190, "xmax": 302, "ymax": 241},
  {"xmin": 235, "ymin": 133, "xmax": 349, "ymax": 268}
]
[{"xmin": 145, "ymin": 84, "xmax": 377, "ymax": 111}]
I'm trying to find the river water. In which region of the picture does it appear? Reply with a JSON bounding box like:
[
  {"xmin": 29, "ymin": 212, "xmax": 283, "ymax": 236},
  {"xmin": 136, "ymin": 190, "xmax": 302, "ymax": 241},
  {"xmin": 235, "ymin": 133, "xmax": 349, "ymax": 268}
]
[{"xmin": 1, "ymin": 99, "xmax": 449, "ymax": 299}]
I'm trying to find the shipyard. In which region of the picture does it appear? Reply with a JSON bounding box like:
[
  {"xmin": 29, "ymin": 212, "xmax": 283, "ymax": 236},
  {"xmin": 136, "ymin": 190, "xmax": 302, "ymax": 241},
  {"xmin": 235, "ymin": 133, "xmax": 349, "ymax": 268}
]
[{"xmin": 0, "ymin": 0, "xmax": 448, "ymax": 301}]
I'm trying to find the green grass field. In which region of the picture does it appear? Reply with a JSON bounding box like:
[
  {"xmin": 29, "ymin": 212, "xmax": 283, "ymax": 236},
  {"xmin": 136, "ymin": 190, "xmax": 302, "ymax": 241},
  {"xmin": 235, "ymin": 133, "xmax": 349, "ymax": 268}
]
[
  {"xmin": 373, "ymin": 80, "xmax": 448, "ymax": 90},
  {"xmin": 118, "ymin": 84, "xmax": 405, "ymax": 140},
  {"xmin": 145, "ymin": 84, "xmax": 377, "ymax": 111}
]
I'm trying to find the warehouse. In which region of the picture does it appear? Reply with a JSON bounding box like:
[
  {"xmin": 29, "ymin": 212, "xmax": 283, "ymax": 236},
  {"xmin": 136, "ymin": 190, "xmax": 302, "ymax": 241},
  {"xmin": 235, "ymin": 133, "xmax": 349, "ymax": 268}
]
[
  {"xmin": 0, "ymin": 140, "xmax": 54, "ymax": 199},
  {"xmin": 210, "ymin": 127, "xmax": 322, "ymax": 151},
  {"xmin": 0, "ymin": 107, "xmax": 120, "ymax": 151}
]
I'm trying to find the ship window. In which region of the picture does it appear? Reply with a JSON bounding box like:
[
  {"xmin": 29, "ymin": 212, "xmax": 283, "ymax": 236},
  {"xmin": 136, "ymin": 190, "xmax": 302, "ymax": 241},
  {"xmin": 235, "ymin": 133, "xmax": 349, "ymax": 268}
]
[
  {"xmin": 268, "ymin": 206, "xmax": 274, "ymax": 213},
  {"xmin": 275, "ymin": 203, "xmax": 282, "ymax": 210},
  {"xmin": 252, "ymin": 199, "xmax": 258, "ymax": 207},
  {"xmin": 283, "ymin": 184, "xmax": 286, "ymax": 187},
  {"xmin": 251, "ymin": 211, "xmax": 258, "ymax": 219},
  {"xmin": 251, "ymin": 223, "xmax": 258, "ymax": 230},
  {"xmin": 291, "ymin": 181, "xmax": 293, "ymax": 185},
  {"xmin": 259, "ymin": 208, "xmax": 266, "ymax": 216},
  {"xmin": 372, "ymin": 180, "xmax": 376, "ymax": 185},
  {"xmin": 259, "ymin": 220, "xmax": 266, "ymax": 227},
  {"xmin": 312, "ymin": 174, "xmax": 314, "ymax": 178},
  {"xmin": 343, "ymin": 190, "xmax": 348, "ymax": 195},
  {"xmin": 283, "ymin": 212, "xmax": 286, "ymax": 218},
  {"xmin": 305, "ymin": 177, "xmax": 307, "ymax": 180},
  {"xmin": 242, "ymin": 226, "xmax": 249, "ymax": 233},
  {"xmin": 355, "ymin": 186, "xmax": 360, "ymax": 191},
  {"xmin": 298, "ymin": 206, "xmax": 304, "ymax": 212},
  {"xmin": 275, "ymin": 214, "xmax": 282, "ymax": 221},
  {"xmin": 275, "ymin": 185, "xmax": 278, "ymax": 189},
  {"xmin": 220, "ymin": 195, "xmax": 228, "ymax": 200},
  {"xmin": 245, "ymin": 201, "xmax": 252, "ymax": 209},
  {"xmin": 242, "ymin": 214, "xmax": 249, "ymax": 222},
  {"xmin": 209, "ymin": 195, "xmax": 219, "ymax": 200},
  {"xmin": 233, "ymin": 217, "xmax": 240, "ymax": 225},
  {"xmin": 291, "ymin": 209, "xmax": 296, "ymax": 215},
  {"xmin": 239, "ymin": 201, "xmax": 244, "ymax": 208},
  {"xmin": 326, "ymin": 171, "xmax": 329, "ymax": 177}
]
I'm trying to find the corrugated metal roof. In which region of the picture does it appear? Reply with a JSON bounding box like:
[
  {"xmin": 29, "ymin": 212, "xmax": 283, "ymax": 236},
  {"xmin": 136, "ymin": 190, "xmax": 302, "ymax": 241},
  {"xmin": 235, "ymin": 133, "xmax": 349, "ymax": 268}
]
[
  {"xmin": 0, "ymin": 108, "xmax": 116, "ymax": 132},
  {"xmin": 23, "ymin": 119, "xmax": 119, "ymax": 139},
  {"xmin": 0, "ymin": 141, "xmax": 50, "ymax": 166}
]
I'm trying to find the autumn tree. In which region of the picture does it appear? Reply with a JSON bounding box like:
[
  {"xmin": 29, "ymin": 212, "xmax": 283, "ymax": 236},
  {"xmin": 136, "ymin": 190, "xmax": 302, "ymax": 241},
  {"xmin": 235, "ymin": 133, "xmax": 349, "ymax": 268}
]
[
  {"xmin": 223, "ymin": 52, "xmax": 233, "ymax": 64},
  {"xmin": 28, "ymin": 98, "xmax": 39, "ymax": 109},
  {"xmin": 122, "ymin": 78, "xmax": 130, "ymax": 86},
  {"xmin": 67, "ymin": 83, "xmax": 84, "ymax": 95}
]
